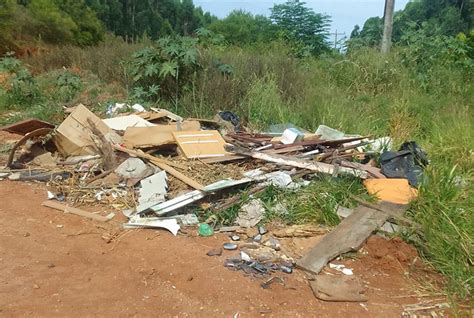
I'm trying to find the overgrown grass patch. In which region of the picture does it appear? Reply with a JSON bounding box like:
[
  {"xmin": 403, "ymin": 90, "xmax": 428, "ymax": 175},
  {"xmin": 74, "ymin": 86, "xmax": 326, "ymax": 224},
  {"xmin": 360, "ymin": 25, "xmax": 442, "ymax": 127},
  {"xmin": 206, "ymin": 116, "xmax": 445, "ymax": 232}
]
[{"xmin": 409, "ymin": 165, "xmax": 473, "ymax": 297}]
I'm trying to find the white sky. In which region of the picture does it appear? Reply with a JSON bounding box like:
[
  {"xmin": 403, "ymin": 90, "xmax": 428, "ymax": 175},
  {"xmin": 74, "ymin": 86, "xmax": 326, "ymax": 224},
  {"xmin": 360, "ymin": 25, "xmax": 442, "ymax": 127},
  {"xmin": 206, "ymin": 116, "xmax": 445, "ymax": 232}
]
[{"xmin": 195, "ymin": 0, "xmax": 410, "ymax": 38}]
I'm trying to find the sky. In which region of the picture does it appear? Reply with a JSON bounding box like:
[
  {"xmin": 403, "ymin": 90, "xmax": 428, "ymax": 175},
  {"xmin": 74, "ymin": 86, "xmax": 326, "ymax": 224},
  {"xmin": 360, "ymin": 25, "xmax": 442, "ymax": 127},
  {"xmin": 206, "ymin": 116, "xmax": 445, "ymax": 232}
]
[{"xmin": 194, "ymin": 0, "xmax": 410, "ymax": 39}]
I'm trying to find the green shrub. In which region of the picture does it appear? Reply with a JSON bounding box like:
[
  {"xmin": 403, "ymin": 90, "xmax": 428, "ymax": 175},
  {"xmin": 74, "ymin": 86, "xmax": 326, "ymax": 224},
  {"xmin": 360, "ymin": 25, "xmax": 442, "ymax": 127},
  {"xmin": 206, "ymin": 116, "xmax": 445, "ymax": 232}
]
[
  {"xmin": 0, "ymin": 53, "xmax": 41, "ymax": 108},
  {"xmin": 125, "ymin": 36, "xmax": 200, "ymax": 106}
]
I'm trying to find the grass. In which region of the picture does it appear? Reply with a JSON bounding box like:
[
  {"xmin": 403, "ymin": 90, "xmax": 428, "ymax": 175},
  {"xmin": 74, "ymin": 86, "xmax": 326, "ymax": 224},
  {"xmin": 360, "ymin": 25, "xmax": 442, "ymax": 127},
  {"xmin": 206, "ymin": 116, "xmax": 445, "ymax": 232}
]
[{"xmin": 0, "ymin": 40, "xmax": 472, "ymax": 298}]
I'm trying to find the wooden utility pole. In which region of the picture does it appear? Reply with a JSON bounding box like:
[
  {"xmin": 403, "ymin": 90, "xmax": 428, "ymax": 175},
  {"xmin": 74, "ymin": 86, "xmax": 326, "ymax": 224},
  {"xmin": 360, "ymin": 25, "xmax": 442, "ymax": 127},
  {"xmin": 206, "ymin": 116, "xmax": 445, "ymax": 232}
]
[
  {"xmin": 330, "ymin": 30, "xmax": 346, "ymax": 50},
  {"xmin": 381, "ymin": 0, "xmax": 395, "ymax": 54}
]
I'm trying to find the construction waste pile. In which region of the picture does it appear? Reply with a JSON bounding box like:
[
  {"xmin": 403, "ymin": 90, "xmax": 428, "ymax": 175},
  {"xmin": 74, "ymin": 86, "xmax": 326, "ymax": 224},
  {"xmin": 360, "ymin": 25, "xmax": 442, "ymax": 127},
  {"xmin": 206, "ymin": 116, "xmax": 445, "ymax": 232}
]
[{"xmin": 0, "ymin": 103, "xmax": 427, "ymax": 302}]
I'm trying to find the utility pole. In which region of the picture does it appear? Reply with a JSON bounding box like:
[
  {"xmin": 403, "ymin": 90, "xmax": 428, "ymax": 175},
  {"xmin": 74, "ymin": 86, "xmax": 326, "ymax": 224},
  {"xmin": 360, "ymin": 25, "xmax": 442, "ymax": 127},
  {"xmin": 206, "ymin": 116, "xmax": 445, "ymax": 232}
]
[
  {"xmin": 330, "ymin": 30, "xmax": 346, "ymax": 50},
  {"xmin": 381, "ymin": 0, "xmax": 395, "ymax": 54}
]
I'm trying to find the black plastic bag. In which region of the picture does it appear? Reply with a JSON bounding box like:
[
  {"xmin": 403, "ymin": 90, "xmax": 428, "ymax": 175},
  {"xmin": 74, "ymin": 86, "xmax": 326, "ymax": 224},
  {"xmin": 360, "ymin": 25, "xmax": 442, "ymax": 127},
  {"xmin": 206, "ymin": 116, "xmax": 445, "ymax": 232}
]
[
  {"xmin": 380, "ymin": 141, "xmax": 429, "ymax": 187},
  {"xmin": 218, "ymin": 111, "xmax": 240, "ymax": 130}
]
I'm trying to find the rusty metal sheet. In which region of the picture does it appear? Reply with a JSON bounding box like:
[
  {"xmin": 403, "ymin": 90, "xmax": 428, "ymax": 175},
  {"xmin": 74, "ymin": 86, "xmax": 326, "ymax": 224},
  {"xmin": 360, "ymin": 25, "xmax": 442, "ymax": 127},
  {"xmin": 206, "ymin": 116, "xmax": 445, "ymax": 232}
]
[{"xmin": 0, "ymin": 119, "xmax": 55, "ymax": 135}]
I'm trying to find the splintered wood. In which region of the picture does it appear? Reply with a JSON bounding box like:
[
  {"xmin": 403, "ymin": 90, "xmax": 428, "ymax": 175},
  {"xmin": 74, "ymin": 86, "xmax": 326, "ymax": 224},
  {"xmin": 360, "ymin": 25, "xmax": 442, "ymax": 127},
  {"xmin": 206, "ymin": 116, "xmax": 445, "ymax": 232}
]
[{"xmin": 173, "ymin": 130, "xmax": 228, "ymax": 159}]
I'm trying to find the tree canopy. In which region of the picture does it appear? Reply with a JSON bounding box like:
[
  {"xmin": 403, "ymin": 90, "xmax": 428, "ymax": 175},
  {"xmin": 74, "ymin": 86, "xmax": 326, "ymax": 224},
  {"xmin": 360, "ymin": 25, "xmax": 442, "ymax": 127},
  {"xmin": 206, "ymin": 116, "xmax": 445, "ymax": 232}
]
[
  {"xmin": 350, "ymin": 0, "xmax": 473, "ymax": 47},
  {"xmin": 0, "ymin": 0, "xmax": 217, "ymax": 53},
  {"xmin": 208, "ymin": 10, "xmax": 276, "ymax": 45},
  {"xmin": 85, "ymin": 0, "xmax": 216, "ymax": 41},
  {"xmin": 208, "ymin": 1, "xmax": 332, "ymax": 56},
  {"xmin": 270, "ymin": 0, "xmax": 331, "ymax": 55}
]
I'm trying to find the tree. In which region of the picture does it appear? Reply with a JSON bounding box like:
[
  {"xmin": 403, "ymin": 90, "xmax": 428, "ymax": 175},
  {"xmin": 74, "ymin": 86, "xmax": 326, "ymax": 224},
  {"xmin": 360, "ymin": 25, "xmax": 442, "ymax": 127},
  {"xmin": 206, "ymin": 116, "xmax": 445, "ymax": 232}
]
[
  {"xmin": 27, "ymin": 0, "xmax": 78, "ymax": 44},
  {"xmin": 55, "ymin": 0, "xmax": 104, "ymax": 46},
  {"xmin": 270, "ymin": 0, "xmax": 331, "ymax": 55},
  {"xmin": 0, "ymin": 0, "xmax": 18, "ymax": 54},
  {"xmin": 81, "ymin": 0, "xmax": 213, "ymax": 41},
  {"xmin": 350, "ymin": 25, "xmax": 360, "ymax": 39},
  {"xmin": 352, "ymin": 0, "xmax": 474, "ymax": 48},
  {"xmin": 208, "ymin": 10, "xmax": 275, "ymax": 45}
]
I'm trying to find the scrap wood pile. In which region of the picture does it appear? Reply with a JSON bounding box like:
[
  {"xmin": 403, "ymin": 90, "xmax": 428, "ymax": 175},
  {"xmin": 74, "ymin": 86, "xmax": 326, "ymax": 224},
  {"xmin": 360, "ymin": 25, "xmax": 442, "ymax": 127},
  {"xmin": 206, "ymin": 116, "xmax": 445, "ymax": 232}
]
[{"xmin": 0, "ymin": 103, "xmax": 428, "ymax": 301}]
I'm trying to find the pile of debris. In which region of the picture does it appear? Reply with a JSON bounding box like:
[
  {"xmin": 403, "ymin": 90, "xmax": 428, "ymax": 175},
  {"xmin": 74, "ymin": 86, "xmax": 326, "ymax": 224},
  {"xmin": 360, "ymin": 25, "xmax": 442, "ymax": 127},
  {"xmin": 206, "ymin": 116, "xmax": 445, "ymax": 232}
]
[{"xmin": 0, "ymin": 103, "xmax": 428, "ymax": 300}]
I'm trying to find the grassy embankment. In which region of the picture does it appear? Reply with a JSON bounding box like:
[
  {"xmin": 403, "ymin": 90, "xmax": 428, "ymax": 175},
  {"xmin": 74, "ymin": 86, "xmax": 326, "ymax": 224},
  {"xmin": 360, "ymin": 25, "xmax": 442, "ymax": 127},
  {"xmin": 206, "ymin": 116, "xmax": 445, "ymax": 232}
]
[{"xmin": 0, "ymin": 37, "xmax": 472, "ymax": 298}]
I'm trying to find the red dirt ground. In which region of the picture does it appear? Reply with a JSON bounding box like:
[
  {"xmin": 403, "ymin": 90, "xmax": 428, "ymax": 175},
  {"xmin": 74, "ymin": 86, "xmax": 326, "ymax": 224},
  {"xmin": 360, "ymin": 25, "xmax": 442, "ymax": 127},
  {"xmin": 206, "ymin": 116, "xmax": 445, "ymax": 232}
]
[{"xmin": 0, "ymin": 179, "xmax": 450, "ymax": 317}]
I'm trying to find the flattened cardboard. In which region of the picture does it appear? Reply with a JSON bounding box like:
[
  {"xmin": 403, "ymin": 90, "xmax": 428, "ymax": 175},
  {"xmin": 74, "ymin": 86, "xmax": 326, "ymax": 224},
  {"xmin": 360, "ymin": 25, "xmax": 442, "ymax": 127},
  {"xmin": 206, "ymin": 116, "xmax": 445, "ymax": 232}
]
[
  {"xmin": 54, "ymin": 104, "xmax": 119, "ymax": 156},
  {"xmin": 123, "ymin": 121, "xmax": 201, "ymax": 149},
  {"xmin": 173, "ymin": 130, "xmax": 228, "ymax": 159},
  {"xmin": 102, "ymin": 114, "xmax": 155, "ymax": 131}
]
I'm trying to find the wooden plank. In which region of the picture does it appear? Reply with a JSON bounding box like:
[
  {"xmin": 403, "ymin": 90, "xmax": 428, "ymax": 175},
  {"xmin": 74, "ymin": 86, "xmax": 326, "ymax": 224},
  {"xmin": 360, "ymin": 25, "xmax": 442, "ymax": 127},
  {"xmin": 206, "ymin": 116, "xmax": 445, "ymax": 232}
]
[
  {"xmin": 227, "ymin": 146, "xmax": 367, "ymax": 179},
  {"xmin": 113, "ymin": 145, "xmax": 204, "ymax": 190},
  {"xmin": 340, "ymin": 160, "xmax": 386, "ymax": 179},
  {"xmin": 42, "ymin": 200, "xmax": 114, "ymax": 222},
  {"xmin": 296, "ymin": 202, "xmax": 407, "ymax": 275},
  {"xmin": 173, "ymin": 130, "xmax": 228, "ymax": 159}
]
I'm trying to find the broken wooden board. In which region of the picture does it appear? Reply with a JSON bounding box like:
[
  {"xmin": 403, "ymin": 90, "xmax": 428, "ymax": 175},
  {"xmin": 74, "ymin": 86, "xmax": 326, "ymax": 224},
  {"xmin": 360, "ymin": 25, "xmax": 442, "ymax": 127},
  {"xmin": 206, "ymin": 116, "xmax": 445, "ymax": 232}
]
[
  {"xmin": 296, "ymin": 201, "xmax": 407, "ymax": 275},
  {"xmin": 137, "ymin": 111, "xmax": 170, "ymax": 122},
  {"xmin": 173, "ymin": 130, "xmax": 228, "ymax": 159},
  {"xmin": 54, "ymin": 104, "xmax": 121, "ymax": 156},
  {"xmin": 340, "ymin": 160, "xmax": 386, "ymax": 179},
  {"xmin": 310, "ymin": 275, "xmax": 368, "ymax": 302},
  {"xmin": 0, "ymin": 119, "xmax": 55, "ymax": 135},
  {"xmin": 149, "ymin": 107, "xmax": 183, "ymax": 122},
  {"xmin": 123, "ymin": 121, "xmax": 201, "ymax": 149},
  {"xmin": 227, "ymin": 146, "xmax": 367, "ymax": 179},
  {"xmin": 42, "ymin": 200, "xmax": 115, "ymax": 222},
  {"xmin": 272, "ymin": 224, "xmax": 328, "ymax": 238}
]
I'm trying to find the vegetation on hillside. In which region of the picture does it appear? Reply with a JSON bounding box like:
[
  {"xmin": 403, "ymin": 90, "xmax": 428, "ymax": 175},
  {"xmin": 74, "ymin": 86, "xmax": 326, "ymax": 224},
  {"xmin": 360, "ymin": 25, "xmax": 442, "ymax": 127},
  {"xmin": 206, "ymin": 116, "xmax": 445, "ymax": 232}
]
[{"xmin": 0, "ymin": 0, "xmax": 472, "ymax": 301}]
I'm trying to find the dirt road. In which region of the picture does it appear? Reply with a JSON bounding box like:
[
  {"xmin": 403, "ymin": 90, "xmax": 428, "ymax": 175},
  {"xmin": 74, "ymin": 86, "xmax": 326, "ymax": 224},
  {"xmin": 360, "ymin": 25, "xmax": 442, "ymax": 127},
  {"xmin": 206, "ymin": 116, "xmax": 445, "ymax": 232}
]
[{"xmin": 0, "ymin": 180, "xmax": 444, "ymax": 317}]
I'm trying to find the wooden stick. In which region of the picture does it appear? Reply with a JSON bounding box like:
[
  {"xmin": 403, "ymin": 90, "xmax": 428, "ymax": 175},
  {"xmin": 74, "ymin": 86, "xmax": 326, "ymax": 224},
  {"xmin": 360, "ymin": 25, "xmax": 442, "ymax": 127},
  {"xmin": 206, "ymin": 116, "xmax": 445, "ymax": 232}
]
[
  {"xmin": 113, "ymin": 145, "xmax": 204, "ymax": 190},
  {"xmin": 85, "ymin": 169, "xmax": 113, "ymax": 185},
  {"xmin": 42, "ymin": 200, "xmax": 114, "ymax": 222},
  {"xmin": 212, "ymin": 184, "xmax": 267, "ymax": 212}
]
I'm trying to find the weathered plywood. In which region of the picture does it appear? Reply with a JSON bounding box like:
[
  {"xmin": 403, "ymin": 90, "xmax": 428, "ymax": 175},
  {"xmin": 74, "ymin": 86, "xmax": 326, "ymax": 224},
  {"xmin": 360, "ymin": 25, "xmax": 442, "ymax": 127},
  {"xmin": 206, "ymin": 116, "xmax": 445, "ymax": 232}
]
[
  {"xmin": 173, "ymin": 130, "xmax": 228, "ymax": 159},
  {"xmin": 123, "ymin": 121, "xmax": 201, "ymax": 149},
  {"xmin": 296, "ymin": 201, "xmax": 407, "ymax": 275}
]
